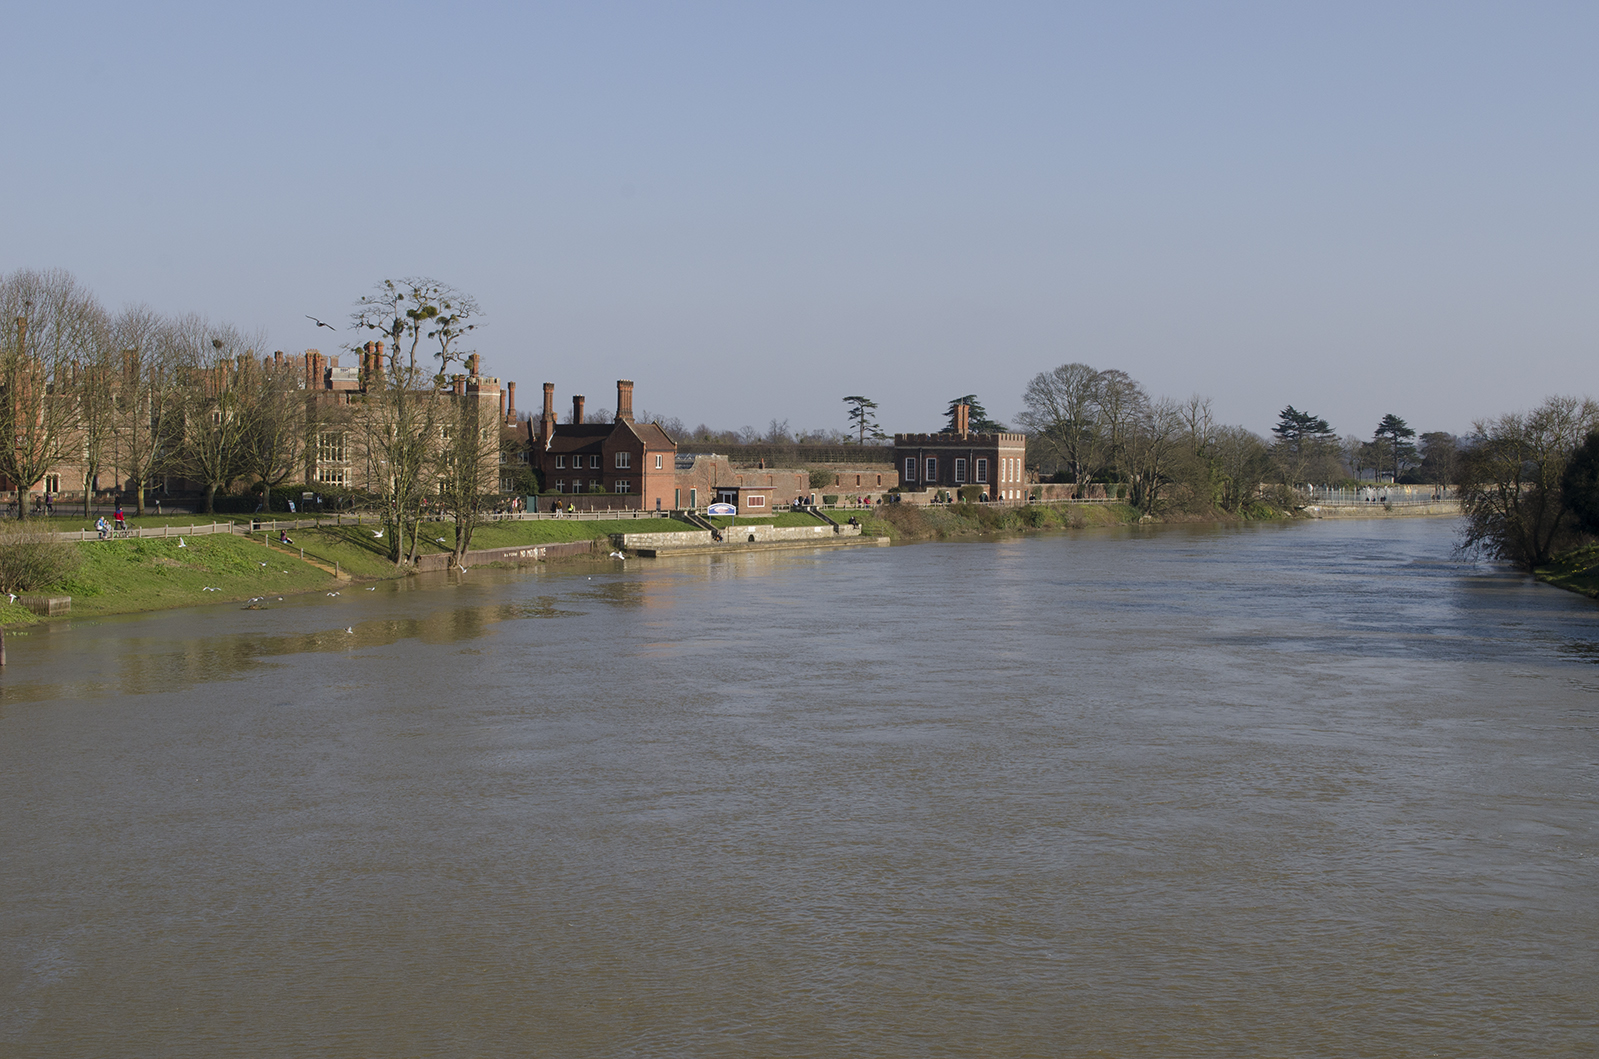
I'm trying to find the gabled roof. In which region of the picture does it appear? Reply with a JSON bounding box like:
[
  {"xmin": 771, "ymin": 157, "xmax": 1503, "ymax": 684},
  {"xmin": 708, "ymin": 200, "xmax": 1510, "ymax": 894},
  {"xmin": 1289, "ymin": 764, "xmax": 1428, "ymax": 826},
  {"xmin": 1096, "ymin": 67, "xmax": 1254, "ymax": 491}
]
[{"xmin": 619, "ymin": 419, "xmax": 676, "ymax": 450}]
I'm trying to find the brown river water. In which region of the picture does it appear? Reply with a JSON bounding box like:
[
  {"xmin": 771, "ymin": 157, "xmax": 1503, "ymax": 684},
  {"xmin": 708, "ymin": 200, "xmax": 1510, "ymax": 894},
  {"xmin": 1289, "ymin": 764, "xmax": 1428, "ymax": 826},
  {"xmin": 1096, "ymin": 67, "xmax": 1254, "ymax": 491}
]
[{"xmin": 2, "ymin": 517, "xmax": 1596, "ymax": 1057}]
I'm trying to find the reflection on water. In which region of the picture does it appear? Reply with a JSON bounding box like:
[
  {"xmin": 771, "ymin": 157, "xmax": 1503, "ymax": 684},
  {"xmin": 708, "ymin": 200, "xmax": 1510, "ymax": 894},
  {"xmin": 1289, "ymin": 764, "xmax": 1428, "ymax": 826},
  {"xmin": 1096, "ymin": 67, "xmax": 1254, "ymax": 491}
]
[{"xmin": 3, "ymin": 519, "xmax": 1598, "ymax": 1058}]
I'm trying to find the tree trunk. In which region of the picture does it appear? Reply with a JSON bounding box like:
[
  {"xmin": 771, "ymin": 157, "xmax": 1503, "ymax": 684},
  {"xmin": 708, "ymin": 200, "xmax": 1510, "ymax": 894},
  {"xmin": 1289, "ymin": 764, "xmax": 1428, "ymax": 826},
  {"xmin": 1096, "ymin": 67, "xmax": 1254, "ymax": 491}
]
[
  {"xmin": 203, "ymin": 483, "xmax": 217, "ymax": 515},
  {"xmin": 134, "ymin": 479, "xmax": 146, "ymax": 517}
]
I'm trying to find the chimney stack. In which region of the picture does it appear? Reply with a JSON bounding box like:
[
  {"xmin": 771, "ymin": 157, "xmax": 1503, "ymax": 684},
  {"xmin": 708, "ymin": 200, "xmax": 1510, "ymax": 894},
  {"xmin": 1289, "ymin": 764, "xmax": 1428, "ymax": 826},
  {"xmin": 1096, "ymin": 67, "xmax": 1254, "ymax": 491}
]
[
  {"xmin": 500, "ymin": 391, "xmax": 507, "ymax": 421},
  {"xmin": 507, "ymin": 380, "xmax": 517, "ymax": 420},
  {"xmin": 541, "ymin": 382, "xmax": 556, "ymax": 447},
  {"xmin": 467, "ymin": 353, "xmax": 480, "ymax": 376},
  {"xmin": 956, "ymin": 402, "xmax": 970, "ymax": 438},
  {"xmin": 616, "ymin": 379, "xmax": 635, "ymax": 422},
  {"xmin": 453, "ymin": 375, "xmax": 466, "ymax": 396},
  {"xmin": 572, "ymin": 394, "xmax": 586, "ymax": 424}
]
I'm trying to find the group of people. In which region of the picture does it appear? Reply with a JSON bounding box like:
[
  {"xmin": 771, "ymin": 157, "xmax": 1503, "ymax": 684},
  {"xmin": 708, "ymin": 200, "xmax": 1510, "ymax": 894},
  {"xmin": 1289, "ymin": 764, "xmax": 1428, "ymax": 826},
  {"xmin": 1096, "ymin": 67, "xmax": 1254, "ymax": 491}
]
[{"xmin": 94, "ymin": 506, "xmax": 129, "ymax": 539}]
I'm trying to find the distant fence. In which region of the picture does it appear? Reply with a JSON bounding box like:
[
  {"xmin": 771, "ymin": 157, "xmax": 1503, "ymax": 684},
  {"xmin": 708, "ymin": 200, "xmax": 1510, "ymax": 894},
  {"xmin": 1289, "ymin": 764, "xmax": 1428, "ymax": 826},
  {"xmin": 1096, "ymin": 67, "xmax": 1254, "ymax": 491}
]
[{"xmin": 1306, "ymin": 486, "xmax": 1457, "ymax": 508}]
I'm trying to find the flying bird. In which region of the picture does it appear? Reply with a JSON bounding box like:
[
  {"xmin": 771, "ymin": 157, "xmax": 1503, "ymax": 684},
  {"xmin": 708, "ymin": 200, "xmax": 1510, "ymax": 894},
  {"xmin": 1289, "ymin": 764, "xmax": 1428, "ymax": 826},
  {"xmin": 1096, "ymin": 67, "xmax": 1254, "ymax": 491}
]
[
  {"xmin": 345, "ymin": 627, "xmax": 354, "ymax": 634},
  {"xmin": 436, "ymin": 536, "xmax": 447, "ymax": 543},
  {"xmin": 609, "ymin": 551, "xmax": 624, "ymax": 560},
  {"xmin": 259, "ymin": 561, "xmax": 268, "ymax": 567},
  {"xmin": 372, "ymin": 529, "xmax": 384, "ymax": 538},
  {"xmin": 306, "ymin": 315, "xmax": 337, "ymax": 331},
  {"xmin": 177, "ymin": 537, "xmax": 186, "ymax": 548},
  {"xmin": 366, "ymin": 586, "xmax": 376, "ymax": 591}
]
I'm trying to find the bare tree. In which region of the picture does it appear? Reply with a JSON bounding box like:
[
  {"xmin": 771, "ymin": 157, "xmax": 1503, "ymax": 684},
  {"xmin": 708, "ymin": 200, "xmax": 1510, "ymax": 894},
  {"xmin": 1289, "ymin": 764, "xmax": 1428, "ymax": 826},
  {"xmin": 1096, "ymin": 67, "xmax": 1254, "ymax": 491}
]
[
  {"xmin": 1212, "ymin": 425, "xmax": 1271, "ymax": 511},
  {"xmin": 1458, "ymin": 395, "xmax": 1599, "ymax": 569},
  {"xmin": 1016, "ymin": 363, "xmax": 1101, "ymax": 489},
  {"xmin": 76, "ymin": 320, "xmax": 120, "ymax": 517},
  {"xmin": 349, "ymin": 278, "xmax": 481, "ymax": 565},
  {"xmin": 1091, "ymin": 369, "xmax": 1149, "ymax": 484},
  {"xmin": 237, "ymin": 355, "xmax": 305, "ymax": 512},
  {"xmin": 0, "ymin": 269, "xmax": 102, "ymax": 519},
  {"xmin": 107, "ymin": 307, "xmax": 186, "ymax": 516},
  {"xmin": 1126, "ymin": 397, "xmax": 1186, "ymax": 514},
  {"xmin": 438, "ymin": 389, "xmax": 501, "ymax": 566},
  {"xmin": 1180, "ymin": 394, "xmax": 1215, "ymax": 457},
  {"xmin": 175, "ymin": 318, "xmax": 264, "ymax": 513}
]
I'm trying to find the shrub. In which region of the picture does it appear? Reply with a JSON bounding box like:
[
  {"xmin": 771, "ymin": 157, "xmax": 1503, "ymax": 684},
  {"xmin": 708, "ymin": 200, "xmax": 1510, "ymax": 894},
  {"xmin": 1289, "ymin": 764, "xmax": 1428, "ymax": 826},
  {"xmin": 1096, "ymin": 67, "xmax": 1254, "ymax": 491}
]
[
  {"xmin": 0, "ymin": 525, "xmax": 82, "ymax": 594},
  {"xmin": 822, "ymin": 494, "xmax": 839, "ymax": 505},
  {"xmin": 808, "ymin": 468, "xmax": 835, "ymax": 491}
]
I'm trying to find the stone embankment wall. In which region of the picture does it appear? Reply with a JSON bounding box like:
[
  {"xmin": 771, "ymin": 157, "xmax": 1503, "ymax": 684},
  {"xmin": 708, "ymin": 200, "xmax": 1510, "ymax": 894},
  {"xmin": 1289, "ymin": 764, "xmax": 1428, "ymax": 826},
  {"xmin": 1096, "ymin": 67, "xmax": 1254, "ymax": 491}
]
[
  {"xmin": 1305, "ymin": 502, "xmax": 1461, "ymax": 519},
  {"xmin": 414, "ymin": 539, "xmax": 596, "ymax": 571},
  {"xmin": 616, "ymin": 523, "xmax": 860, "ymax": 550}
]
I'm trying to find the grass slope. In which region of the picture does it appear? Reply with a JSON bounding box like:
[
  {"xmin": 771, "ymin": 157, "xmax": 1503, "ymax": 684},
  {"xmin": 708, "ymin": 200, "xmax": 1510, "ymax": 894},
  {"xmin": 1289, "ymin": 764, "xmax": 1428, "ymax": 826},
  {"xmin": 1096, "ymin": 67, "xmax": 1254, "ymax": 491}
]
[
  {"xmin": 55, "ymin": 534, "xmax": 337, "ymax": 618},
  {"xmin": 863, "ymin": 502, "xmax": 1140, "ymax": 541},
  {"xmin": 1537, "ymin": 545, "xmax": 1599, "ymax": 600}
]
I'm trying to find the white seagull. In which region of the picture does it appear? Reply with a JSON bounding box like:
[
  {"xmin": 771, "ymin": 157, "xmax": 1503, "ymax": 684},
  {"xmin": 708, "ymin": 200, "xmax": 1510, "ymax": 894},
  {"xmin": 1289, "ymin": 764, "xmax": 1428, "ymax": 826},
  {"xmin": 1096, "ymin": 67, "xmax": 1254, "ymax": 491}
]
[
  {"xmin": 608, "ymin": 550, "xmax": 624, "ymax": 560},
  {"xmin": 372, "ymin": 529, "xmax": 384, "ymax": 538},
  {"xmin": 345, "ymin": 626, "xmax": 354, "ymax": 634},
  {"xmin": 436, "ymin": 536, "xmax": 447, "ymax": 543},
  {"xmin": 177, "ymin": 537, "xmax": 187, "ymax": 548},
  {"xmin": 366, "ymin": 586, "xmax": 376, "ymax": 591}
]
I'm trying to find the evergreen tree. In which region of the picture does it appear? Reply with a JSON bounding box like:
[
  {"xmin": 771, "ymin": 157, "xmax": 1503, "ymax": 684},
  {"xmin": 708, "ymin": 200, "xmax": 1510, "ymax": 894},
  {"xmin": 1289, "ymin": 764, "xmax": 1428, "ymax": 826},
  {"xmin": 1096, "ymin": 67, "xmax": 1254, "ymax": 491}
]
[
  {"xmin": 944, "ymin": 394, "xmax": 1004, "ymax": 433},
  {"xmin": 842, "ymin": 395, "xmax": 886, "ymax": 444},
  {"xmin": 1373, "ymin": 413, "xmax": 1418, "ymax": 482}
]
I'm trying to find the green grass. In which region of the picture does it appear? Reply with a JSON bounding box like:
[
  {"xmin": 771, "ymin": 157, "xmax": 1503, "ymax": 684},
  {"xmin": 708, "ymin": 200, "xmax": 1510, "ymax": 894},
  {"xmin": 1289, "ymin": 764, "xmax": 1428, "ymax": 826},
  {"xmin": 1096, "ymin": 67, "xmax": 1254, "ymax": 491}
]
[
  {"xmin": 51, "ymin": 534, "xmax": 338, "ymax": 619},
  {"xmin": 707, "ymin": 512, "xmax": 832, "ymax": 528},
  {"xmin": 274, "ymin": 517, "xmax": 699, "ymax": 578},
  {"xmin": 1537, "ymin": 544, "xmax": 1599, "ymax": 599}
]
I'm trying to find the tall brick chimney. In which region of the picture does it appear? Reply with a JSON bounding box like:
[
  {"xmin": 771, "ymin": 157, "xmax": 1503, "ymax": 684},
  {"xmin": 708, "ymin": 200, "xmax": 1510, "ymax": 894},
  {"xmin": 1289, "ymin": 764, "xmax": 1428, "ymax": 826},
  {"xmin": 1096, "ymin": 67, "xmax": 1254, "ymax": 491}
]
[
  {"xmin": 616, "ymin": 379, "xmax": 635, "ymax": 422},
  {"xmin": 541, "ymin": 382, "xmax": 556, "ymax": 447},
  {"xmin": 956, "ymin": 402, "xmax": 970, "ymax": 438},
  {"xmin": 572, "ymin": 394, "xmax": 585, "ymax": 425},
  {"xmin": 467, "ymin": 353, "xmax": 480, "ymax": 376},
  {"xmin": 453, "ymin": 375, "xmax": 466, "ymax": 396},
  {"xmin": 506, "ymin": 380, "xmax": 517, "ymax": 422},
  {"xmin": 500, "ymin": 390, "xmax": 507, "ymax": 421}
]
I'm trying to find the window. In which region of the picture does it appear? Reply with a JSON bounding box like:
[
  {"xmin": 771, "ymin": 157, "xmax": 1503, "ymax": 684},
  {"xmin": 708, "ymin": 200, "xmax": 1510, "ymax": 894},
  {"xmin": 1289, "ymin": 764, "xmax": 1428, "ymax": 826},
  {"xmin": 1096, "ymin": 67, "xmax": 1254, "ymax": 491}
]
[
  {"xmin": 976, "ymin": 458, "xmax": 988, "ymax": 483},
  {"xmin": 315, "ymin": 467, "xmax": 348, "ymax": 486},
  {"xmin": 589, "ymin": 454, "xmax": 601, "ymax": 469},
  {"xmin": 748, "ymin": 494, "xmax": 766, "ymax": 508},
  {"xmin": 616, "ymin": 451, "xmax": 631, "ymax": 469},
  {"xmin": 556, "ymin": 455, "xmax": 565, "ymax": 468},
  {"xmin": 572, "ymin": 481, "xmax": 583, "ymax": 493},
  {"xmin": 616, "ymin": 480, "xmax": 631, "ymax": 493},
  {"xmin": 555, "ymin": 480, "xmax": 564, "ymax": 492},
  {"xmin": 689, "ymin": 488, "xmax": 697, "ymax": 508},
  {"xmin": 954, "ymin": 458, "xmax": 967, "ymax": 483},
  {"xmin": 674, "ymin": 488, "xmax": 681, "ymax": 507},
  {"xmin": 45, "ymin": 473, "xmax": 60, "ymax": 493},
  {"xmin": 590, "ymin": 480, "xmax": 601, "ymax": 492},
  {"xmin": 925, "ymin": 458, "xmax": 937, "ymax": 482},
  {"xmin": 905, "ymin": 457, "xmax": 916, "ymax": 481},
  {"xmin": 317, "ymin": 432, "xmax": 346, "ymax": 464},
  {"xmin": 655, "ymin": 454, "xmax": 663, "ymax": 469}
]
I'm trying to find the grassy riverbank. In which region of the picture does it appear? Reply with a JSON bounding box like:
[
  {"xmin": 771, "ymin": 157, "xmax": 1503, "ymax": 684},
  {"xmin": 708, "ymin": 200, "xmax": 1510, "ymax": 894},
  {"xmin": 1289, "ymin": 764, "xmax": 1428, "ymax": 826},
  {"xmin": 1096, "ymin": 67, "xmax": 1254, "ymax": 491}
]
[
  {"xmin": 850, "ymin": 501, "xmax": 1142, "ymax": 541},
  {"xmin": 1536, "ymin": 545, "xmax": 1599, "ymax": 600},
  {"xmin": 0, "ymin": 515, "xmax": 703, "ymax": 626}
]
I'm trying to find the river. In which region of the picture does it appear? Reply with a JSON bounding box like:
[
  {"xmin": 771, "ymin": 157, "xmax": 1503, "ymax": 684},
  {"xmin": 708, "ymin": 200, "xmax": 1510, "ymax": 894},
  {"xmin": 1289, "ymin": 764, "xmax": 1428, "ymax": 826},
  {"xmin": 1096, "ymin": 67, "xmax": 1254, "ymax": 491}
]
[{"xmin": 2, "ymin": 517, "xmax": 1596, "ymax": 1057}]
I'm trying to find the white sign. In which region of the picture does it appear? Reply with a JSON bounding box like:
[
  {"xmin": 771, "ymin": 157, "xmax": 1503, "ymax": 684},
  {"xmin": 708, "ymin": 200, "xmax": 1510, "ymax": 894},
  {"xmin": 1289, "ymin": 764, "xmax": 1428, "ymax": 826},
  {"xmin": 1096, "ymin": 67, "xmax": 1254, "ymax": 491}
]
[{"xmin": 706, "ymin": 503, "xmax": 737, "ymax": 516}]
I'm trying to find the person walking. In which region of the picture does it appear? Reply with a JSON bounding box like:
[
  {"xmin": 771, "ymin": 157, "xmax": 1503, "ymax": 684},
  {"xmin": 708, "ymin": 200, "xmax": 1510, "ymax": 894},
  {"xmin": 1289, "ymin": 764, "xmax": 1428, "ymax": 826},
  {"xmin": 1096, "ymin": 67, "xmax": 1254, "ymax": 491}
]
[{"xmin": 114, "ymin": 504, "xmax": 126, "ymax": 533}]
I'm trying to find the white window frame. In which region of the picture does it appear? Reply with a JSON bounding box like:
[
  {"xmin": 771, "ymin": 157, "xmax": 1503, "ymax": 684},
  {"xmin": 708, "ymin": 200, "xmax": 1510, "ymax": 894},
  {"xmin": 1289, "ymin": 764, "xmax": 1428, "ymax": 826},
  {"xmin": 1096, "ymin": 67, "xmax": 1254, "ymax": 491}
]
[
  {"xmin": 925, "ymin": 457, "xmax": 937, "ymax": 482},
  {"xmin": 954, "ymin": 458, "xmax": 967, "ymax": 483},
  {"xmin": 748, "ymin": 494, "xmax": 766, "ymax": 508},
  {"xmin": 616, "ymin": 451, "xmax": 631, "ymax": 469},
  {"xmin": 615, "ymin": 479, "xmax": 631, "ymax": 493},
  {"xmin": 590, "ymin": 454, "xmax": 601, "ymax": 469},
  {"xmin": 556, "ymin": 455, "xmax": 565, "ymax": 468},
  {"xmin": 976, "ymin": 458, "xmax": 988, "ymax": 483},
  {"xmin": 905, "ymin": 457, "xmax": 916, "ymax": 481}
]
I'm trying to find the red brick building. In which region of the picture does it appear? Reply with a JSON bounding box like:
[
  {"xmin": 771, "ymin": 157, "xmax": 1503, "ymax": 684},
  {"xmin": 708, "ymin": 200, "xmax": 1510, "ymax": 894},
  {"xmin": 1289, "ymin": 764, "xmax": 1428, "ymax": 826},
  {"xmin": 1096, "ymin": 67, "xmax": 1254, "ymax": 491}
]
[
  {"xmin": 893, "ymin": 403, "xmax": 1028, "ymax": 501},
  {"xmin": 532, "ymin": 380, "xmax": 677, "ymax": 511}
]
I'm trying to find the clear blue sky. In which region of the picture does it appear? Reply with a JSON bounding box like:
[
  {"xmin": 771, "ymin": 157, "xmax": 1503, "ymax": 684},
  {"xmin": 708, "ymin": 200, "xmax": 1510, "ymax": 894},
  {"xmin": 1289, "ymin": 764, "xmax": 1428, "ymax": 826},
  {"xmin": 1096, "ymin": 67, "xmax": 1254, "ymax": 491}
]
[{"xmin": 4, "ymin": 1, "xmax": 1595, "ymax": 439}]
